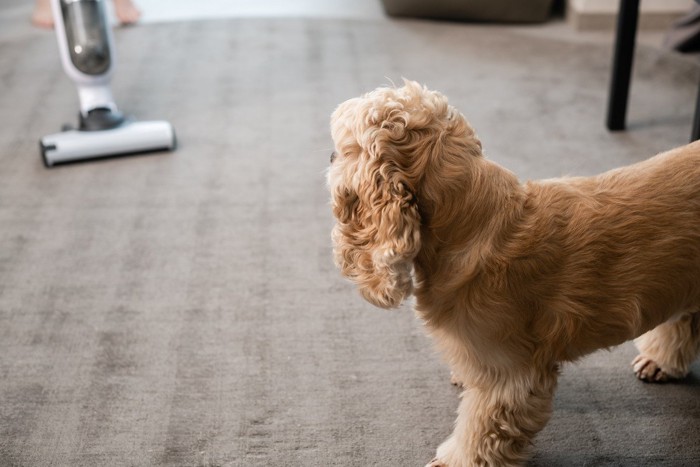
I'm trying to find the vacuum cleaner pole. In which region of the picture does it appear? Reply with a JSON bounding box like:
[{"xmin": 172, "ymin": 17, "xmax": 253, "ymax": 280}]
[
  {"xmin": 41, "ymin": 0, "xmax": 175, "ymax": 166},
  {"xmin": 77, "ymin": 84, "xmax": 118, "ymax": 115}
]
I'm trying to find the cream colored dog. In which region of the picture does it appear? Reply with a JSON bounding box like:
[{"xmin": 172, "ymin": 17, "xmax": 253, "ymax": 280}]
[{"xmin": 326, "ymin": 81, "xmax": 700, "ymax": 466}]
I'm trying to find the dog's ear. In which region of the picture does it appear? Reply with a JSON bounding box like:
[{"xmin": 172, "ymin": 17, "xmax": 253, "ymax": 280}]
[{"xmin": 332, "ymin": 158, "xmax": 421, "ymax": 309}]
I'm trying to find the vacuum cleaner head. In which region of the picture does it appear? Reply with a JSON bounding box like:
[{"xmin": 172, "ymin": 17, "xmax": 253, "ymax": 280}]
[{"xmin": 41, "ymin": 120, "xmax": 176, "ymax": 167}]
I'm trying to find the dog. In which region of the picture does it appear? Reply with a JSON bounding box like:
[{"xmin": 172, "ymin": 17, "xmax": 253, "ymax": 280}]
[{"xmin": 326, "ymin": 80, "xmax": 700, "ymax": 466}]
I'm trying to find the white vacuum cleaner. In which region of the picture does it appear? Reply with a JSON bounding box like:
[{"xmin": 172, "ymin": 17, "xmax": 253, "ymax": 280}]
[{"xmin": 40, "ymin": 0, "xmax": 175, "ymax": 167}]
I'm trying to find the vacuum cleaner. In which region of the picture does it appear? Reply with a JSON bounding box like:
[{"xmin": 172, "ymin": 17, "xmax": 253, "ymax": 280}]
[{"xmin": 40, "ymin": 0, "xmax": 175, "ymax": 167}]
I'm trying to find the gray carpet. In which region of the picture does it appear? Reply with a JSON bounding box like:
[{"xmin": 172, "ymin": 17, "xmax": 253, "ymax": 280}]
[{"xmin": 1, "ymin": 13, "xmax": 699, "ymax": 467}]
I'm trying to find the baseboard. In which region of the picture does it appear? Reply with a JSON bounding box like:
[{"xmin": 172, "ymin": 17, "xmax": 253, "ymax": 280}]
[{"xmin": 567, "ymin": 0, "xmax": 694, "ymax": 31}]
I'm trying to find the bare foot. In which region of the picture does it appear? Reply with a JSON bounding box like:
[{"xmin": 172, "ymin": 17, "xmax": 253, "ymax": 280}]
[
  {"xmin": 31, "ymin": 0, "xmax": 54, "ymax": 28},
  {"xmin": 113, "ymin": 0, "xmax": 141, "ymax": 25}
]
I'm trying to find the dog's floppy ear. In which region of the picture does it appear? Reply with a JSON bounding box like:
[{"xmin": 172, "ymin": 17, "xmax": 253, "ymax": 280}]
[{"xmin": 332, "ymin": 156, "xmax": 421, "ymax": 309}]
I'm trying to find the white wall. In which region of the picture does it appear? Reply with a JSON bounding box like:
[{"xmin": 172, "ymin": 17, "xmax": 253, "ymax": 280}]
[{"xmin": 570, "ymin": 0, "xmax": 694, "ymax": 14}]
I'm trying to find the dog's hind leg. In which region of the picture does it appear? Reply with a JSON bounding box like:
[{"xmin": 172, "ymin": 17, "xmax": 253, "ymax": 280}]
[
  {"xmin": 427, "ymin": 365, "xmax": 558, "ymax": 467},
  {"xmin": 633, "ymin": 311, "xmax": 700, "ymax": 382}
]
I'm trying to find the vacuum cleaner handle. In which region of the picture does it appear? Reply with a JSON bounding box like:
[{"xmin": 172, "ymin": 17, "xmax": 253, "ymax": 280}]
[
  {"xmin": 51, "ymin": 0, "xmax": 116, "ymax": 83},
  {"xmin": 51, "ymin": 0, "xmax": 119, "ymax": 115}
]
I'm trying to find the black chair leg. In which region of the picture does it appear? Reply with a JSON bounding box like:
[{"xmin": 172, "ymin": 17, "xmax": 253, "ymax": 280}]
[
  {"xmin": 607, "ymin": 0, "xmax": 640, "ymax": 131},
  {"xmin": 692, "ymin": 80, "xmax": 700, "ymax": 141}
]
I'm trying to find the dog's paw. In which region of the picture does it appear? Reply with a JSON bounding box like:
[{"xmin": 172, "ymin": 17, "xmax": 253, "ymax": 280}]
[
  {"xmin": 425, "ymin": 458, "xmax": 448, "ymax": 467},
  {"xmin": 632, "ymin": 355, "xmax": 673, "ymax": 383}
]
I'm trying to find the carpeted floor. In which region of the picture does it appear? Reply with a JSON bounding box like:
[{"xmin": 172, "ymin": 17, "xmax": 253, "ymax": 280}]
[{"xmin": 1, "ymin": 12, "xmax": 699, "ymax": 467}]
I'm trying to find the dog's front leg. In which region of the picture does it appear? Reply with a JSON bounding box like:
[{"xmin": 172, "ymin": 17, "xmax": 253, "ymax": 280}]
[{"xmin": 427, "ymin": 366, "xmax": 558, "ymax": 467}]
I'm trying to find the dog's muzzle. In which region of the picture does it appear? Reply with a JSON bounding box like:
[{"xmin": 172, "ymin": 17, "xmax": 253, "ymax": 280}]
[{"xmin": 330, "ymin": 151, "xmax": 337, "ymax": 164}]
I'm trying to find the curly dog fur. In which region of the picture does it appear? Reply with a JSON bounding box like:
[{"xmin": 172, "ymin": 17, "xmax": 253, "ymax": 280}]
[{"xmin": 326, "ymin": 81, "xmax": 700, "ymax": 466}]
